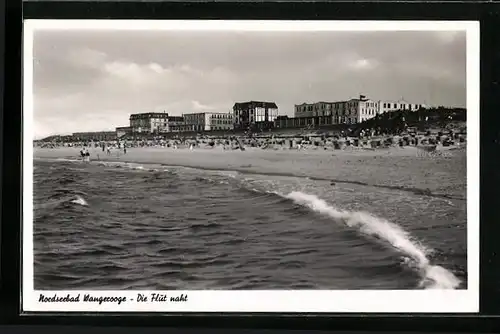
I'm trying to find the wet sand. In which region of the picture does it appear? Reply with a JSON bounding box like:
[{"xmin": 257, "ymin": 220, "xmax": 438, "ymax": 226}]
[{"xmin": 34, "ymin": 144, "xmax": 466, "ymax": 199}]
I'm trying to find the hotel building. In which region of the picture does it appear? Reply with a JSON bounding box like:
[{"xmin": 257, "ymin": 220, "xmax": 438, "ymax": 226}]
[
  {"xmin": 232, "ymin": 101, "xmax": 279, "ymax": 130},
  {"xmin": 170, "ymin": 112, "xmax": 234, "ymax": 132},
  {"xmin": 294, "ymin": 102, "xmax": 334, "ymax": 118},
  {"xmin": 295, "ymin": 95, "xmax": 424, "ymax": 125},
  {"xmin": 129, "ymin": 112, "xmax": 184, "ymax": 133},
  {"xmin": 379, "ymin": 100, "xmax": 423, "ymax": 114}
]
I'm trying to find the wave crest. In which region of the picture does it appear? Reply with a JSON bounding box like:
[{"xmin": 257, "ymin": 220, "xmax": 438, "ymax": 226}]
[{"xmin": 285, "ymin": 191, "xmax": 461, "ymax": 289}]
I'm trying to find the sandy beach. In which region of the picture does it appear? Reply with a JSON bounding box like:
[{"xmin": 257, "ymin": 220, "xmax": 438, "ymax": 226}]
[{"xmin": 34, "ymin": 144, "xmax": 466, "ymax": 200}]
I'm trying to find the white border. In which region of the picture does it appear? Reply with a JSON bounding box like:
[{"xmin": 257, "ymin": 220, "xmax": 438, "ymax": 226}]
[{"xmin": 22, "ymin": 20, "xmax": 480, "ymax": 313}]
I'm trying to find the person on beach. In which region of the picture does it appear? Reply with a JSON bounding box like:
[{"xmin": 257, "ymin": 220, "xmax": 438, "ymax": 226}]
[
  {"xmin": 106, "ymin": 146, "xmax": 111, "ymax": 155},
  {"xmin": 80, "ymin": 147, "xmax": 90, "ymax": 163},
  {"xmin": 80, "ymin": 147, "xmax": 86, "ymax": 161}
]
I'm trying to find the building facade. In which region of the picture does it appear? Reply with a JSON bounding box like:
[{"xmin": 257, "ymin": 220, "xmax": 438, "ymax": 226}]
[
  {"xmin": 294, "ymin": 103, "xmax": 313, "ymax": 118},
  {"xmin": 295, "ymin": 95, "xmax": 423, "ymax": 125},
  {"xmin": 348, "ymin": 96, "xmax": 379, "ymax": 124},
  {"xmin": 129, "ymin": 112, "xmax": 169, "ymax": 133},
  {"xmin": 378, "ymin": 100, "xmax": 423, "ymax": 114},
  {"xmin": 295, "ymin": 97, "xmax": 374, "ymax": 124},
  {"xmin": 179, "ymin": 113, "xmax": 205, "ymax": 132},
  {"xmin": 165, "ymin": 116, "xmax": 185, "ymax": 132},
  {"xmin": 129, "ymin": 112, "xmax": 185, "ymax": 133},
  {"xmin": 294, "ymin": 102, "xmax": 335, "ymax": 118},
  {"xmin": 206, "ymin": 112, "xmax": 234, "ymax": 131},
  {"xmin": 232, "ymin": 101, "xmax": 279, "ymax": 130},
  {"xmin": 170, "ymin": 112, "xmax": 234, "ymax": 132},
  {"xmin": 274, "ymin": 115, "xmax": 335, "ymax": 129}
]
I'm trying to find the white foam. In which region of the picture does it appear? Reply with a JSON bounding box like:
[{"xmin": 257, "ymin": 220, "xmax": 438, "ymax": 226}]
[
  {"xmin": 285, "ymin": 191, "xmax": 461, "ymax": 289},
  {"xmin": 70, "ymin": 195, "xmax": 88, "ymax": 206},
  {"xmin": 55, "ymin": 157, "xmax": 81, "ymax": 163}
]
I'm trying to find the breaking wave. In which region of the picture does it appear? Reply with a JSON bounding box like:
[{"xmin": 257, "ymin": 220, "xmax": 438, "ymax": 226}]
[
  {"xmin": 284, "ymin": 191, "xmax": 461, "ymax": 289},
  {"xmin": 70, "ymin": 195, "xmax": 88, "ymax": 206}
]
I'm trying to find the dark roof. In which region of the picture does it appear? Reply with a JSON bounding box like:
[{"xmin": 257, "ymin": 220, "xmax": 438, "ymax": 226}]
[
  {"xmin": 296, "ymin": 101, "xmax": 347, "ymax": 106},
  {"xmin": 233, "ymin": 101, "xmax": 278, "ymax": 109},
  {"xmin": 130, "ymin": 112, "xmax": 169, "ymax": 119}
]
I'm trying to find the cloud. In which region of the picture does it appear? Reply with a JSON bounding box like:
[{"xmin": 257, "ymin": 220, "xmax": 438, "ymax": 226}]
[
  {"xmin": 192, "ymin": 101, "xmax": 215, "ymax": 111},
  {"xmin": 348, "ymin": 58, "xmax": 378, "ymax": 71},
  {"xmin": 31, "ymin": 29, "xmax": 467, "ymax": 139}
]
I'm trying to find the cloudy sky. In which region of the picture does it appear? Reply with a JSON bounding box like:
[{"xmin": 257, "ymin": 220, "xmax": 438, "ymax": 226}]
[{"xmin": 31, "ymin": 29, "xmax": 466, "ymax": 139}]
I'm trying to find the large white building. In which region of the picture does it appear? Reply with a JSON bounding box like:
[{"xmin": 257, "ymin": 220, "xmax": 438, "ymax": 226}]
[
  {"xmin": 172, "ymin": 112, "xmax": 234, "ymax": 132},
  {"xmin": 379, "ymin": 100, "xmax": 423, "ymax": 114},
  {"xmin": 295, "ymin": 95, "xmax": 424, "ymax": 125},
  {"xmin": 205, "ymin": 112, "xmax": 234, "ymax": 131}
]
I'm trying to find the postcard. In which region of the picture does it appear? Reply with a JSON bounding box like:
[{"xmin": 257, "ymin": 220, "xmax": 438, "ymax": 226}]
[{"xmin": 23, "ymin": 19, "xmax": 479, "ymax": 313}]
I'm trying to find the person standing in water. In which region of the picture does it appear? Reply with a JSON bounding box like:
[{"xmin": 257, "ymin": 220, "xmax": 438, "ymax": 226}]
[
  {"xmin": 80, "ymin": 147, "xmax": 86, "ymax": 161},
  {"xmin": 80, "ymin": 146, "xmax": 90, "ymax": 163}
]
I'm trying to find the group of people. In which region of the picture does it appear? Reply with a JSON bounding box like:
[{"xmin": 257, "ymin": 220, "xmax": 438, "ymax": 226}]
[
  {"xmin": 79, "ymin": 142, "xmax": 129, "ymax": 162},
  {"xmin": 79, "ymin": 147, "xmax": 91, "ymax": 162},
  {"xmin": 99, "ymin": 142, "xmax": 124, "ymax": 155}
]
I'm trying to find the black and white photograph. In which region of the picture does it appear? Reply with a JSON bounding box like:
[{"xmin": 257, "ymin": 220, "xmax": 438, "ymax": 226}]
[{"xmin": 23, "ymin": 20, "xmax": 479, "ymax": 313}]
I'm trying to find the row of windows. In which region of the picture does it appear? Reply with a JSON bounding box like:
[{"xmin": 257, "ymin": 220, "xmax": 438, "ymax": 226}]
[
  {"xmin": 278, "ymin": 116, "xmax": 360, "ymax": 126},
  {"xmin": 382, "ymin": 103, "xmax": 420, "ymax": 109},
  {"xmin": 362, "ymin": 109, "xmax": 376, "ymax": 116},
  {"xmin": 296, "ymin": 109, "xmax": 364, "ymax": 116},
  {"xmin": 234, "ymin": 109, "xmax": 278, "ymax": 115},
  {"xmin": 211, "ymin": 126, "xmax": 233, "ymax": 130},
  {"xmin": 132, "ymin": 119, "xmax": 189, "ymax": 126},
  {"xmin": 210, "ymin": 114, "xmax": 233, "ymax": 119},
  {"xmin": 299, "ymin": 101, "xmax": 423, "ymax": 112},
  {"xmin": 254, "ymin": 110, "xmax": 278, "ymax": 114},
  {"xmin": 235, "ymin": 115, "xmax": 279, "ymax": 123},
  {"xmin": 362, "ymin": 102, "xmax": 378, "ymax": 108},
  {"xmin": 211, "ymin": 120, "xmax": 232, "ymax": 125},
  {"xmin": 298, "ymin": 103, "xmax": 360, "ymax": 112}
]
